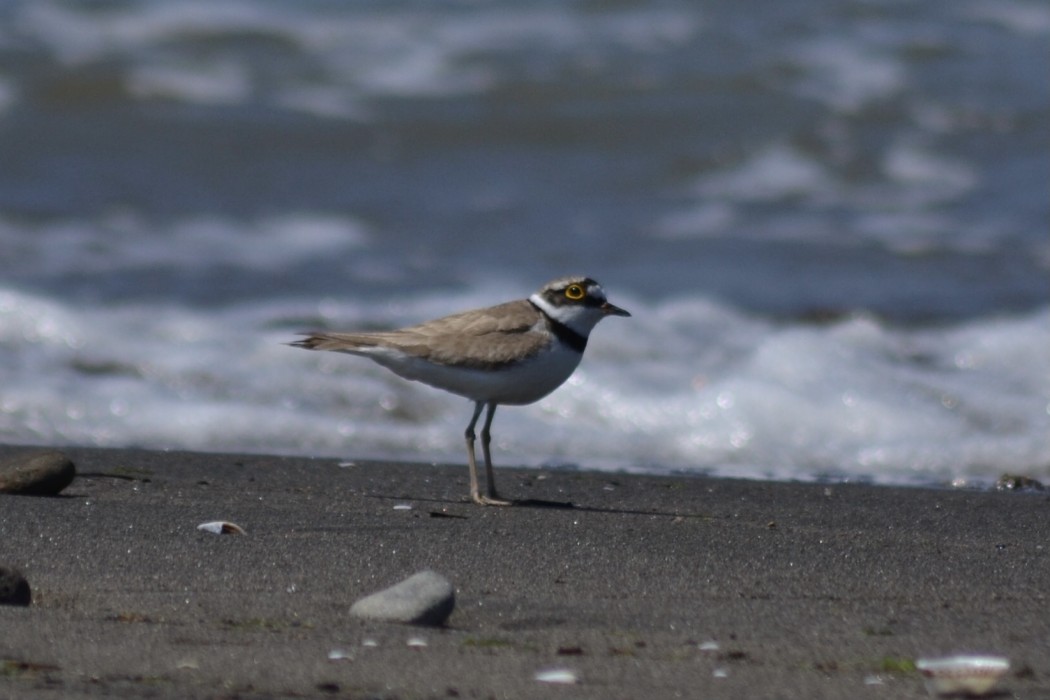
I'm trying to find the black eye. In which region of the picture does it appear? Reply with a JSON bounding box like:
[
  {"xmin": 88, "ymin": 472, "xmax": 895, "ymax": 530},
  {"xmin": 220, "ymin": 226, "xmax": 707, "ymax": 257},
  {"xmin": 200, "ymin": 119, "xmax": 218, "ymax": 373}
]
[{"xmin": 565, "ymin": 284, "xmax": 585, "ymax": 300}]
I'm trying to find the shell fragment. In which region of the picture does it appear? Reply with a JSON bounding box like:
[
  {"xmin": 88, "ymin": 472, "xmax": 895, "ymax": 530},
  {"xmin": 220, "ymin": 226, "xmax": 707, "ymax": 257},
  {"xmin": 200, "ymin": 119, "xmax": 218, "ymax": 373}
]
[
  {"xmin": 197, "ymin": 521, "xmax": 246, "ymax": 535},
  {"xmin": 916, "ymin": 655, "xmax": 1009, "ymax": 697},
  {"xmin": 534, "ymin": 668, "xmax": 578, "ymax": 684}
]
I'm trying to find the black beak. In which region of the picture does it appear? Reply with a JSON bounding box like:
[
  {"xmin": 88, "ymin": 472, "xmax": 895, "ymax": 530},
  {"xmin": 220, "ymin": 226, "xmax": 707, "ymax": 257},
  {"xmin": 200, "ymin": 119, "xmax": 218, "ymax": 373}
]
[{"xmin": 601, "ymin": 302, "xmax": 631, "ymax": 317}]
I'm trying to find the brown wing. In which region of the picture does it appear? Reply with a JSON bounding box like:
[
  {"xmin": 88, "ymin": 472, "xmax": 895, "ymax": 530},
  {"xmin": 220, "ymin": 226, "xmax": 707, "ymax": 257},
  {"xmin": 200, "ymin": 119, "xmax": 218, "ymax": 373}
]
[{"xmin": 293, "ymin": 299, "xmax": 551, "ymax": 369}]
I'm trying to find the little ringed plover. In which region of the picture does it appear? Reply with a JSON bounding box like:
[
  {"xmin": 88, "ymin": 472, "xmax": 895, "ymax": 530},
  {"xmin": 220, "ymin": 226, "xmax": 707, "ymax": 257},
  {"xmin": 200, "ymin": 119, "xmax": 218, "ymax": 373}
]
[{"xmin": 291, "ymin": 276, "xmax": 630, "ymax": 505}]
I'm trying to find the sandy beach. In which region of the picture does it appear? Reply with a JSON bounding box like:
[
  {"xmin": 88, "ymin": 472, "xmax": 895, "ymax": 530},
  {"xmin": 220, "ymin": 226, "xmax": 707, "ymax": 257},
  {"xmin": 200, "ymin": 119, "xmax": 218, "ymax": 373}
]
[{"xmin": 1, "ymin": 444, "xmax": 1048, "ymax": 699}]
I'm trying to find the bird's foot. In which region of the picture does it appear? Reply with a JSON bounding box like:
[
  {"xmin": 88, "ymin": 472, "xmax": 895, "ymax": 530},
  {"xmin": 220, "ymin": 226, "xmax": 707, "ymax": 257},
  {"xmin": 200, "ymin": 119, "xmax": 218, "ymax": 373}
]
[{"xmin": 471, "ymin": 492, "xmax": 514, "ymax": 507}]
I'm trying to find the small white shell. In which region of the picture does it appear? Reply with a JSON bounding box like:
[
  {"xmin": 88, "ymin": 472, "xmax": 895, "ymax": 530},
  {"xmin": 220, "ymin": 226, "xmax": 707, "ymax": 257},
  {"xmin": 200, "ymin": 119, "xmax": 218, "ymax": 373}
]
[
  {"xmin": 406, "ymin": 636, "xmax": 427, "ymax": 647},
  {"xmin": 196, "ymin": 521, "xmax": 246, "ymax": 535},
  {"xmin": 534, "ymin": 668, "xmax": 578, "ymax": 684},
  {"xmin": 916, "ymin": 655, "xmax": 1009, "ymax": 697},
  {"xmin": 327, "ymin": 649, "xmax": 353, "ymax": 662}
]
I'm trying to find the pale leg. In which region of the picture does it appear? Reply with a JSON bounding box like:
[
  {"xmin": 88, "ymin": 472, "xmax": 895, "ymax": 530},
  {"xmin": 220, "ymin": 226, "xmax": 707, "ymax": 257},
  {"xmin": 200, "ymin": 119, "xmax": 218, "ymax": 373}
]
[
  {"xmin": 479, "ymin": 402, "xmax": 511, "ymax": 505},
  {"xmin": 464, "ymin": 401, "xmax": 511, "ymax": 506},
  {"xmin": 465, "ymin": 401, "xmax": 485, "ymax": 503}
]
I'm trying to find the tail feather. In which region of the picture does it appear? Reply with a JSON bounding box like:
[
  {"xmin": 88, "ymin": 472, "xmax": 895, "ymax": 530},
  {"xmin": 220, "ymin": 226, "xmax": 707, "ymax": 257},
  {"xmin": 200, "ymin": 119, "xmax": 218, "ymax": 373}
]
[{"xmin": 289, "ymin": 332, "xmax": 377, "ymax": 352}]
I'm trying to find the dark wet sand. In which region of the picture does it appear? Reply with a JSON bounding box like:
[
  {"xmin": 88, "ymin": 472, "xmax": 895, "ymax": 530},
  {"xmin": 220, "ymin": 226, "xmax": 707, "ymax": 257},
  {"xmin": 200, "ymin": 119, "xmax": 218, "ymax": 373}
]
[{"xmin": 1, "ymin": 445, "xmax": 1048, "ymax": 699}]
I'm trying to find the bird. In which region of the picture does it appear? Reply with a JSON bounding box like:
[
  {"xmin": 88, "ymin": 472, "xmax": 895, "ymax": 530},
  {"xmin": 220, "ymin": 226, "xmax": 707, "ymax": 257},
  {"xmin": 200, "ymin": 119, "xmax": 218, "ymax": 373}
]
[{"xmin": 290, "ymin": 276, "xmax": 630, "ymax": 505}]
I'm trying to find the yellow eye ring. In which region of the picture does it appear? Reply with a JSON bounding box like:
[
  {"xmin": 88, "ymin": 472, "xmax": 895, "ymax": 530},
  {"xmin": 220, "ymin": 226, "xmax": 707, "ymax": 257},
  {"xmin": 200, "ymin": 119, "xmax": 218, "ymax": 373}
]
[{"xmin": 565, "ymin": 284, "xmax": 585, "ymax": 300}]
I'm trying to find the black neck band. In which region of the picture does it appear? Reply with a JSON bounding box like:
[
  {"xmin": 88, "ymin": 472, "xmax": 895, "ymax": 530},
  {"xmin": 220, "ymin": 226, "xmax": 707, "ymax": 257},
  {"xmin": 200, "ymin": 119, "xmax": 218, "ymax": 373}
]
[{"xmin": 531, "ymin": 301, "xmax": 587, "ymax": 353}]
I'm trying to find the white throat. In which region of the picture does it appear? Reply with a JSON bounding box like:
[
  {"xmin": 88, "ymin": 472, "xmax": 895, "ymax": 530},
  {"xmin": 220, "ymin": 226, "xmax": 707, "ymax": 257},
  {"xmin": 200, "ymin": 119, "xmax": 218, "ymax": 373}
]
[{"xmin": 529, "ymin": 292, "xmax": 604, "ymax": 336}]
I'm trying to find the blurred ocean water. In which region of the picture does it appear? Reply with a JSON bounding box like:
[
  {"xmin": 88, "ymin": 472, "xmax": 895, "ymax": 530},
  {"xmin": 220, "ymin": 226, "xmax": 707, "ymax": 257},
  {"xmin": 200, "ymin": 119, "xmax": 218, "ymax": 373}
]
[{"xmin": 0, "ymin": 0, "xmax": 1047, "ymax": 484}]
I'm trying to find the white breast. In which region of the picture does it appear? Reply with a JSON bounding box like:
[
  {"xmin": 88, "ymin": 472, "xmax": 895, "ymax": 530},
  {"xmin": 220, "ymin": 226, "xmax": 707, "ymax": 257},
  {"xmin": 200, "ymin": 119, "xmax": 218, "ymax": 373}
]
[{"xmin": 364, "ymin": 341, "xmax": 584, "ymax": 405}]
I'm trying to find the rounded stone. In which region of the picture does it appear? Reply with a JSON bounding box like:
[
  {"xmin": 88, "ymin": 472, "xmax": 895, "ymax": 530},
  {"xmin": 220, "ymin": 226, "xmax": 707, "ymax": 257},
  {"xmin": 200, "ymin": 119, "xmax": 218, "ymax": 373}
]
[
  {"xmin": 0, "ymin": 451, "xmax": 76, "ymax": 495},
  {"xmin": 349, "ymin": 570, "xmax": 455, "ymax": 626},
  {"xmin": 0, "ymin": 566, "xmax": 31, "ymax": 607}
]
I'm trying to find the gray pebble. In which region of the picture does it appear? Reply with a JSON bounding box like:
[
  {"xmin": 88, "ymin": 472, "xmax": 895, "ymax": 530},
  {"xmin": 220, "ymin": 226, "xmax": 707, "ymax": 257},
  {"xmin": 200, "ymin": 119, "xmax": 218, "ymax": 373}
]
[
  {"xmin": 350, "ymin": 570, "xmax": 455, "ymax": 626},
  {"xmin": 0, "ymin": 566, "xmax": 31, "ymax": 606},
  {"xmin": 0, "ymin": 451, "xmax": 76, "ymax": 495}
]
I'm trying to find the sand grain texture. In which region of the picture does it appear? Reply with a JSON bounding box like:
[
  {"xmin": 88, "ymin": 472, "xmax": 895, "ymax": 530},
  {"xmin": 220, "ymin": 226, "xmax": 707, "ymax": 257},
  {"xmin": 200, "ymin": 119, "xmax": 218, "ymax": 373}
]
[{"xmin": 0, "ymin": 446, "xmax": 1047, "ymax": 699}]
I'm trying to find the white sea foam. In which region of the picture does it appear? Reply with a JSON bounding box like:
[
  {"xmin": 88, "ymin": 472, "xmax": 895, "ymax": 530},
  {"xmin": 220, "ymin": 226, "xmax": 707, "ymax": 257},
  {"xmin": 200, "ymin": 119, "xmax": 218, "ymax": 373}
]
[
  {"xmin": 789, "ymin": 37, "xmax": 906, "ymax": 113},
  {"xmin": 0, "ymin": 212, "xmax": 367, "ymax": 277},
  {"xmin": 653, "ymin": 202, "xmax": 737, "ymax": 240},
  {"xmin": 660, "ymin": 136, "xmax": 990, "ymax": 252},
  {"xmin": 127, "ymin": 59, "xmax": 252, "ymax": 104},
  {"xmin": 881, "ymin": 141, "xmax": 978, "ymax": 204},
  {"xmin": 11, "ymin": 1, "xmax": 700, "ymax": 110},
  {"xmin": 16, "ymin": 1, "xmax": 279, "ymax": 65},
  {"xmin": 966, "ymin": 0, "xmax": 1050, "ymax": 35},
  {"xmin": 694, "ymin": 145, "xmax": 834, "ymax": 203},
  {"xmin": 1, "ymin": 283, "xmax": 1046, "ymax": 486}
]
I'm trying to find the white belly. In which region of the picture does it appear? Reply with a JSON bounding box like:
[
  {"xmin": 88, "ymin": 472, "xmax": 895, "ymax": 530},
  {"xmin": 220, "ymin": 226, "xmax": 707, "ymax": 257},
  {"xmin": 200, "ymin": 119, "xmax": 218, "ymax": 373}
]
[{"xmin": 365, "ymin": 344, "xmax": 583, "ymax": 405}]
